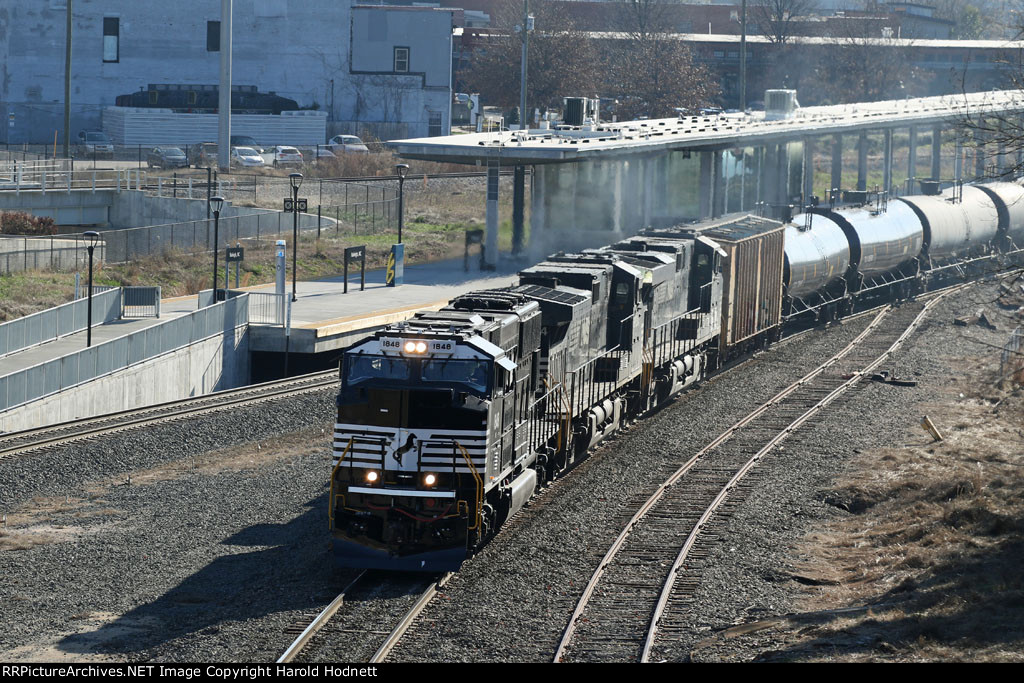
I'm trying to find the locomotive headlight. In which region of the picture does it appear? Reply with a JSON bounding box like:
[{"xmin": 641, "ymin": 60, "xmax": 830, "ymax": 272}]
[
  {"xmin": 415, "ymin": 341, "xmax": 427, "ymax": 353},
  {"xmin": 404, "ymin": 341, "xmax": 417, "ymax": 353},
  {"xmin": 365, "ymin": 470, "xmax": 379, "ymax": 484},
  {"xmin": 424, "ymin": 473, "xmax": 437, "ymax": 487}
]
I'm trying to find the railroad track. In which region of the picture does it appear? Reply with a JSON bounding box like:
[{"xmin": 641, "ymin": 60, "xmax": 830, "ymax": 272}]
[
  {"xmin": 0, "ymin": 369, "xmax": 336, "ymax": 461},
  {"xmin": 277, "ymin": 571, "xmax": 452, "ymax": 663},
  {"xmin": 553, "ymin": 287, "xmax": 961, "ymax": 663}
]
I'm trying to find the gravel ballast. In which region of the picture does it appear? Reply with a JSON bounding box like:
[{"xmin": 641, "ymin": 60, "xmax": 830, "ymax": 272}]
[{"xmin": 0, "ymin": 283, "xmax": 1009, "ymax": 662}]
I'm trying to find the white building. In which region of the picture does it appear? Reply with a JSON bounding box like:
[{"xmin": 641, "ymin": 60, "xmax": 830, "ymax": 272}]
[{"xmin": 0, "ymin": 0, "xmax": 457, "ymax": 144}]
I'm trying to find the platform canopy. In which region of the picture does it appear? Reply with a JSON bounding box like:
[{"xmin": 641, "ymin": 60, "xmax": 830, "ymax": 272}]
[{"xmin": 388, "ymin": 90, "xmax": 1024, "ymax": 166}]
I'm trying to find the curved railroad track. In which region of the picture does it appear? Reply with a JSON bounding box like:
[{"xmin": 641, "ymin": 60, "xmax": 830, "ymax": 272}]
[
  {"xmin": 553, "ymin": 286, "xmax": 962, "ymax": 663},
  {"xmin": 0, "ymin": 369, "xmax": 336, "ymax": 461}
]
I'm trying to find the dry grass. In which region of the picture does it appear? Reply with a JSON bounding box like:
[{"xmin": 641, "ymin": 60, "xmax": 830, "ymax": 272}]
[{"xmin": 776, "ymin": 366, "xmax": 1024, "ymax": 661}]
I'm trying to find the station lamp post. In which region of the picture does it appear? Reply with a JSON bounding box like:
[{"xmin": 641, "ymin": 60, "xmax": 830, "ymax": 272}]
[
  {"xmin": 396, "ymin": 163, "xmax": 409, "ymax": 244},
  {"xmin": 289, "ymin": 172, "xmax": 303, "ymax": 302},
  {"xmin": 83, "ymin": 230, "xmax": 99, "ymax": 347},
  {"xmin": 211, "ymin": 196, "xmax": 224, "ymax": 298}
]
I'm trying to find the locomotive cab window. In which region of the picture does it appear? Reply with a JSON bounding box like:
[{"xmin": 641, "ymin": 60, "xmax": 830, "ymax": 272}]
[
  {"xmin": 345, "ymin": 355, "xmax": 410, "ymax": 385},
  {"xmin": 422, "ymin": 359, "xmax": 490, "ymax": 395}
]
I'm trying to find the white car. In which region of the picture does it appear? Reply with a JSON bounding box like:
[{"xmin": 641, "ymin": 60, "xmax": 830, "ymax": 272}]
[
  {"xmin": 328, "ymin": 135, "xmax": 369, "ymax": 154},
  {"xmin": 272, "ymin": 146, "xmax": 303, "ymax": 167},
  {"xmin": 231, "ymin": 147, "xmax": 265, "ymax": 167}
]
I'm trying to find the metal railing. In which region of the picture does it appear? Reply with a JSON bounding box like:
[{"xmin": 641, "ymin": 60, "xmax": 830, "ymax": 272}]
[
  {"xmin": 0, "ymin": 288, "xmax": 121, "ymax": 358},
  {"xmin": 248, "ymin": 291, "xmax": 285, "ymax": 325},
  {"xmin": 1001, "ymin": 326, "xmax": 1023, "ymax": 384},
  {"xmin": 0, "ymin": 167, "xmax": 147, "ymax": 193},
  {"xmin": 0, "ymin": 293, "xmax": 249, "ymax": 415},
  {"xmin": 0, "ymin": 234, "xmax": 106, "ymax": 275}
]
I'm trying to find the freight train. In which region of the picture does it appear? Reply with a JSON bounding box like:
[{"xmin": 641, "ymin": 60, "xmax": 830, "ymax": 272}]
[{"xmin": 328, "ymin": 181, "xmax": 1024, "ymax": 571}]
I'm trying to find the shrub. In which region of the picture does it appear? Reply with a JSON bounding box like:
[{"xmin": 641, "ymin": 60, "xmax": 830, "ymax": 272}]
[{"xmin": 0, "ymin": 211, "xmax": 58, "ymax": 236}]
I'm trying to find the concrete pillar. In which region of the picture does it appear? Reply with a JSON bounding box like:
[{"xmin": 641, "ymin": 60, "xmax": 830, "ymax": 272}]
[
  {"xmin": 712, "ymin": 151, "xmax": 725, "ymax": 218},
  {"xmin": 907, "ymin": 126, "xmax": 917, "ymax": 185},
  {"xmin": 975, "ymin": 127, "xmax": 986, "ymax": 179},
  {"xmin": 954, "ymin": 137, "xmax": 963, "ymax": 181},
  {"xmin": 612, "ymin": 162, "xmax": 623, "ymax": 234},
  {"xmin": 802, "ymin": 137, "xmax": 815, "ymax": 207},
  {"xmin": 699, "ymin": 150, "xmax": 713, "ymax": 219},
  {"xmin": 883, "ymin": 129, "xmax": 893, "ymax": 196},
  {"xmin": 776, "ymin": 143, "xmax": 789, "ymax": 205},
  {"xmin": 642, "ymin": 157, "xmax": 655, "ymax": 226},
  {"xmin": 741, "ymin": 148, "xmax": 749, "ymax": 210},
  {"xmin": 484, "ymin": 159, "xmax": 499, "ymax": 269},
  {"xmin": 831, "ymin": 135, "xmax": 843, "ymax": 195},
  {"xmin": 529, "ymin": 164, "xmax": 545, "ymax": 257},
  {"xmin": 512, "ymin": 165, "xmax": 525, "ymax": 255},
  {"xmin": 997, "ymin": 122, "xmax": 1009, "ymax": 177},
  {"xmin": 931, "ymin": 125, "xmax": 942, "ymax": 181},
  {"xmin": 856, "ymin": 132, "xmax": 868, "ymax": 192}
]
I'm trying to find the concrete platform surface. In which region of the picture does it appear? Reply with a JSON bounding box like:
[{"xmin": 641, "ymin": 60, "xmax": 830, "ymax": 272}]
[{"xmin": 244, "ymin": 255, "xmax": 527, "ymax": 353}]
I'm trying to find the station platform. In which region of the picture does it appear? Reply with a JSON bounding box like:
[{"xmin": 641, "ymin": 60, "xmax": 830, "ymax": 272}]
[{"xmin": 245, "ymin": 256, "xmax": 525, "ymax": 354}]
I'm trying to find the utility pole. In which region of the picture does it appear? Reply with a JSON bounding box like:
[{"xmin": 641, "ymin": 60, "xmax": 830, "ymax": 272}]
[
  {"xmin": 217, "ymin": 0, "xmax": 232, "ymax": 172},
  {"xmin": 63, "ymin": 0, "xmax": 72, "ymax": 159},
  {"xmin": 740, "ymin": 0, "xmax": 747, "ymax": 111},
  {"xmin": 519, "ymin": 1, "xmax": 530, "ymax": 129}
]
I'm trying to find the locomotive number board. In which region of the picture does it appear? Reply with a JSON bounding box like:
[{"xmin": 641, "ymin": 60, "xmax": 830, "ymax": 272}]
[{"xmin": 380, "ymin": 337, "xmax": 456, "ymax": 355}]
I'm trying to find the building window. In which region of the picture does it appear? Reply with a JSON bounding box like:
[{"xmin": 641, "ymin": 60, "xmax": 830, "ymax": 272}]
[
  {"xmin": 103, "ymin": 17, "xmax": 119, "ymax": 63},
  {"xmin": 394, "ymin": 47, "xmax": 409, "ymax": 73},
  {"xmin": 207, "ymin": 21, "xmax": 220, "ymax": 52}
]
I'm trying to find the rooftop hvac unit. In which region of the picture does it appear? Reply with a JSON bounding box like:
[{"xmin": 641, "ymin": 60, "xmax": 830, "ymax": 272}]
[
  {"xmin": 563, "ymin": 97, "xmax": 599, "ymax": 127},
  {"xmin": 764, "ymin": 89, "xmax": 799, "ymax": 120}
]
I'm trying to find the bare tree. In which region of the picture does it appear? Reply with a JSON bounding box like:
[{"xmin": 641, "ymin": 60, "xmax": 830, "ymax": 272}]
[
  {"xmin": 811, "ymin": 20, "xmax": 930, "ymax": 104},
  {"xmin": 751, "ymin": 0, "xmax": 819, "ymax": 44},
  {"xmin": 603, "ymin": 0, "xmax": 720, "ymax": 119},
  {"xmin": 462, "ymin": 0, "xmax": 602, "ymax": 112}
]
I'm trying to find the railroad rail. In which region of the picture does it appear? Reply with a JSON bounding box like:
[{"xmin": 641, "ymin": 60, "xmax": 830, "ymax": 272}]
[
  {"xmin": 276, "ymin": 571, "xmax": 451, "ymax": 663},
  {"xmin": 553, "ymin": 286, "xmax": 962, "ymax": 663},
  {"xmin": 0, "ymin": 369, "xmax": 337, "ymax": 461}
]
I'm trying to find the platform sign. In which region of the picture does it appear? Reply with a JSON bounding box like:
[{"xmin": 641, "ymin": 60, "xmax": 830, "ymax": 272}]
[
  {"xmin": 225, "ymin": 246, "xmax": 244, "ymax": 262},
  {"xmin": 344, "ymin": 245, "xmax": 366, "ymax": 293},
  {"xmin": 386, "ymin": 243, "xmax": 404, "ymax": 287},
  {"xmin": 283, "ymin": 198, "xmax": 308, "ymax": 212}
]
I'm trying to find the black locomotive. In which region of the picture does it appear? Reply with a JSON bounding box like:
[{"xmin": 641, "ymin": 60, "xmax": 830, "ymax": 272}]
[
  {"xmin": 329, "ymin": 182, "xmax": 1024, "ymax": 572},
  {"xmin": 114, "ymin": 84, "xmax": 298, "ymax": 115}
]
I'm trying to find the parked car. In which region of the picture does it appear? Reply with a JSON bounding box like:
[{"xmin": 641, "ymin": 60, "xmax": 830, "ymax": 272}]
[
  {"xmin": 77, "ymin": 131, "xmax": 114, "ymax": 157},
  {"xmin": 328, "ymin": 135, "xmax": 369, "ymax": 154},
  {"xmin": 230, "ymin": 135, "xmax": 263, "ymax": 153},
  {"xmin": 231, "ymin": 146, "xmax": 266, "ymax": 168},
  {"xmin": 271, "ymin": 146, "xmax": 303, "ymax": 167},
  {"xmin": 146, "ymin": 146, "xmax": 188, "ymax": 169},
  {"xmin": 190, "ymin": 142, "xmax": 218, "ymax": 167},
  {"xmin": 301, "ymin": 146, "xmax": 336, "ymax": 164}
]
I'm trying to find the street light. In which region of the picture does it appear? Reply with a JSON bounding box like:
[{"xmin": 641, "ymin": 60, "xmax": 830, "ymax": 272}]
[
  {"xmin": 290, "ymin": 172, "xmax": 302, "ymax": 302},
  {"xmin": 211, "ymin": 195, "xmax": 224, "ymax": 299},
  {"xmin": 396, "ymin": 163, "xmax": 409, "ymax": 244},
  {"xmin": 83, "ymin": 230, "xmax": 100, "ymax": 347}
]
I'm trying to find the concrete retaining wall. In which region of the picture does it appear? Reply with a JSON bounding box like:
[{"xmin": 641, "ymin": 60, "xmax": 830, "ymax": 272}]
[{"xmin": 0, "ymin": 324, "xmax": 249, "ymax": 432}]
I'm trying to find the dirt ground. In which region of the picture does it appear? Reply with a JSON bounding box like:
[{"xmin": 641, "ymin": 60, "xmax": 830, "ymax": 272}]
[{"xmin": 692, "ymin": 304, "xmax": 1024, "ymax": 662}]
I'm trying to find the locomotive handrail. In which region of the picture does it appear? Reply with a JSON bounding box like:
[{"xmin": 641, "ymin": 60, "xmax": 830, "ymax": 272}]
[
  {"xmin": 327, "ymin": 437, "xmax": 355, "ymax": 530},
  {"xmin": 455, "ymin": 442, "xmax": 483, "ymax": 532}
]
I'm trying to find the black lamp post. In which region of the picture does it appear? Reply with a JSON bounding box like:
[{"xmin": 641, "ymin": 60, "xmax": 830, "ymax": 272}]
[
  {"xmin": 83, "ymin": 230, "xmax": 99, "ymax": 347},
  {"xmin": 396, "ymin": 163, "xmax": 409, "ymax": 244},
  {"xmin": 211, "ymin": 196, "xmax": 224, "ymax": 299},
  {"xmin": 290, "ymin": 172, "xmax": 302, "ymax": 302}
]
